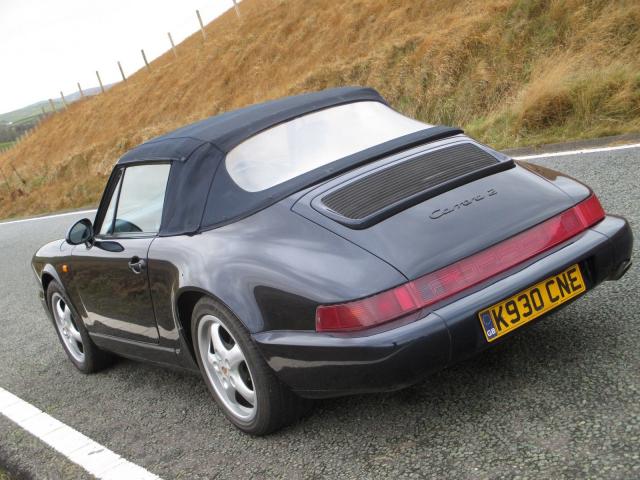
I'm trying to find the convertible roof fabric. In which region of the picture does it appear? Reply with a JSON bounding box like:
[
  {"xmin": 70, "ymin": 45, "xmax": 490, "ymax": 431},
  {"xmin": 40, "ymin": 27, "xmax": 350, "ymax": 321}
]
[
  {"xmin": 119, "ymin": 87, "xmax": 385, "ymax": 162},
  {"xmin": 116, "ymin": 87, "xmax": 463, "ymax": 235}
]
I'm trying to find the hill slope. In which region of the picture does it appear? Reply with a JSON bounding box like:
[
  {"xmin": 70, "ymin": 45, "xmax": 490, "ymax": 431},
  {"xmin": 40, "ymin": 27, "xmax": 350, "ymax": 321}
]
[{"xmin": 1, "ymin": 0, "xmax": 639, "ymax": 218}]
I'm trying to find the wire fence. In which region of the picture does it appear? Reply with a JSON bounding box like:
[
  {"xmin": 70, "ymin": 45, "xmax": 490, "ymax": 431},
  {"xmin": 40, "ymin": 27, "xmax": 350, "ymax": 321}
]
[{"xmin": 0, "ymin": 1, "xmax": 242, "ymax": 155}]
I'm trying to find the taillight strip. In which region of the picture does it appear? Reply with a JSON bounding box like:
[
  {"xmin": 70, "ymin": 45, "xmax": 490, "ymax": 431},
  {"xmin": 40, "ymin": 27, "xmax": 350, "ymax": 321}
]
[{"xmin": 316, "ymin": 195, "xmax": 605, "ymax": 332}]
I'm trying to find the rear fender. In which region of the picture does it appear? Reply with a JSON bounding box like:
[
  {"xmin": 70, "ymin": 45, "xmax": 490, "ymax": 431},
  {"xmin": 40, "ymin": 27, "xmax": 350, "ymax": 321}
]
[{"xmin": 517, "ymin": 161, "xmax": 591, "ymax": 202}]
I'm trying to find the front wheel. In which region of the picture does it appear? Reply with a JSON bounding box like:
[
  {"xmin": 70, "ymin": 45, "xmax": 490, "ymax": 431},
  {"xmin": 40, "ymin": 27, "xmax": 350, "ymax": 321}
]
[
  {"xmin": 191, "ymin": 297, "xmax": 309, "ymax": 435},
  {"xmin": 46, "ymin": 281, "xmax": 114, "ymax": 373}
]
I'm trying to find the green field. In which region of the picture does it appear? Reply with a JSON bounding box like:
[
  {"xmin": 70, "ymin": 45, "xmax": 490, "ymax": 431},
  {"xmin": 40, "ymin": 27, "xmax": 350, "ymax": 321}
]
[
  {"xmin": 0, "ymin": 468, "xmax": 13, "ymax": 480},
  {"xmin": 0, "ymin": 141, "xmax": 16, "ymax": 150},
  {"xmin": 12, "ymin": 113, "xmax": 42, "ymax": 126},
  {"xmin": 0, "ymin": 101, "xmax": 57, "ymax": 125},
  {"xmin": 0, "ymin": 85, "xmax": 107, "ymax": 126}
]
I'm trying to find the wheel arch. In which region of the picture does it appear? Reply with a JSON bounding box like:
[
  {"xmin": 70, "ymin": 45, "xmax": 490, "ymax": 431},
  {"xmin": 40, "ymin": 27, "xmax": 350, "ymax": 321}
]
[
  {"xmin": 42, "ymin": 272, "xmax": 56, "ymax": 293},
  {"xmin": 40, "ymin": 264, "xmax": 63, "ymax": 294},
  {"xmin": 40, "ymin": 270, "xmax": 58, "ymax": 318},
  {"xmin": 175, "ymin": 287, "xmax": 247, "ymax": 362}
]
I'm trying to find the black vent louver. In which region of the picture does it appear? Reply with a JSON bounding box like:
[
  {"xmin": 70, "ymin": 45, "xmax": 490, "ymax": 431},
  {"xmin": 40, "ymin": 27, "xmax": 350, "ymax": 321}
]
[{"xmin": 318, "ymin": 143, "xmax": 513, "ymax": 228}]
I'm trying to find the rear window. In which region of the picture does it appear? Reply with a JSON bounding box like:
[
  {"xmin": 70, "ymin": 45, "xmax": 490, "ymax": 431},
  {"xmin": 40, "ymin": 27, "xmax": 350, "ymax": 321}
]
[{"xmin": 226, "ymin": 101, "xmax": 430, "ymax": 192}]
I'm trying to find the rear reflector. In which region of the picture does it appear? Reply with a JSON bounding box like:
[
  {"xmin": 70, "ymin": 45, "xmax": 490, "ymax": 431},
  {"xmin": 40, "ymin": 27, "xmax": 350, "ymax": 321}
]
[{"xmin": 316, "ymin": 195, "xmax": 605, "ymax": 332}]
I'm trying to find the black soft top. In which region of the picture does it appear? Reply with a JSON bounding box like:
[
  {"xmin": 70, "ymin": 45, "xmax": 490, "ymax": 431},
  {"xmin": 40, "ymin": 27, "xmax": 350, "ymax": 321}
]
[{"xmin": 116, "ymin": 87, "xmax": 462, "ymax": 235}]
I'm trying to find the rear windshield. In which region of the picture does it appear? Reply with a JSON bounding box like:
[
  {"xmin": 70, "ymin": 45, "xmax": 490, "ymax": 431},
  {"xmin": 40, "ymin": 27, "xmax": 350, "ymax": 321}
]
[{"xmin": 226, "ymin": 101, "xmax": 430, "ymax": 192}]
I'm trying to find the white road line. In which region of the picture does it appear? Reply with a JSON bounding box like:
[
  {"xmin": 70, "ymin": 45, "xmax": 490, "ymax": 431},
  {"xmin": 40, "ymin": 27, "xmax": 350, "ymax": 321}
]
[
  {"xmin": 0, "ymin": 387, "xmax": 161, "ymax": 480},
  {"xmin": 0, "ymin": 209, "xmax": 95, "ymax": 227},
  {"xmin": 512, "ymin": 142, "xmax": 640, "ymax": 160}
]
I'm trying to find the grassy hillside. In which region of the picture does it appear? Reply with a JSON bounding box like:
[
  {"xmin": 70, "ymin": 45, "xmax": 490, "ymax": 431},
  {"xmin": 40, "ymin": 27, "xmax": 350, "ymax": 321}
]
[{"xmin": 1, "ymin": 0, "xmax": 639, "ymax": 218}]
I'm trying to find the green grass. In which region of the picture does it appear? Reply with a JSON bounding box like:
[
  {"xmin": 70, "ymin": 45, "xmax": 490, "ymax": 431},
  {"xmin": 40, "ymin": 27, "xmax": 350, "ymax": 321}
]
[
  {"xmin": 467, "ymin": 63, "xmax": 640, "ymax": 149},
  {"xmin": 0, "ymin": 141, "xmax": 15, "ymax": 150},
  {"xmin": 0, "ymin": 85, "xmax": 106, "ymax": 125},
  {"xmin": 0, "ymin": 101, "xmax": 56, "ymax": 124},
  {"xmin": 0, "ymin": 468, "xmax": 14, "ymax": 480},
  {"xmin": 12, "ymin": 113, "xmax": 42, "ymax": 126}
]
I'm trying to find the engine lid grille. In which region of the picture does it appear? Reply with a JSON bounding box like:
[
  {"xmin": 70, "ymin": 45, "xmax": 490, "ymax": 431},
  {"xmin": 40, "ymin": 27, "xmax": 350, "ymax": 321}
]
[{"xmin": 318, "ymin": 143, "xmax": 513, "ymax": 228}]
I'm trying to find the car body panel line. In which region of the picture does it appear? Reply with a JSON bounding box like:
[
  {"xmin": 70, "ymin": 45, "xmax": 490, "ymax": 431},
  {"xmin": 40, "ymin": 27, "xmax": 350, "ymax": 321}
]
[{"xmin": 88, "ymin": 332, "xmax": 198, "ymax": 372}]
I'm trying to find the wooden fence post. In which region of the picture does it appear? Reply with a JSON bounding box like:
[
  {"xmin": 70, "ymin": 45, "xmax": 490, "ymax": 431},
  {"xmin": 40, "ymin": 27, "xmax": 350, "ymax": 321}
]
[
  {"xmin": 141, "ymin": 49, "xmax": 150, "ymax": 70},
  {"xmin": 232, "ymin": 0, "xmax": 241, "ymax": 18},
  {"xmin": 77, "ymin": 82, "xmax": 84, "ymax": 98},
  {"xmin": 118, "ymin": 61, "xmax": 127, "ymax": 81},
  {"xmin": 48, "ymin": 99, "xmax": 56, "ymax": 113},
  {"xmin": 41, "ymin": 106, "xmax": 46, "ymax": 116},
  {"xmin": 96, "ymin": 71, "xmax": 105, "ymax": 93},
  {"xmin": 168, "ymin": 32, "xmax": 177, "ymax": 57},
  {"xmin": 60, "ymin": 91, "xmax": 68, "ymax": 109},
  {"xmin": 196, "ymin": 10, "xmax": 206, "ymax": 40}
]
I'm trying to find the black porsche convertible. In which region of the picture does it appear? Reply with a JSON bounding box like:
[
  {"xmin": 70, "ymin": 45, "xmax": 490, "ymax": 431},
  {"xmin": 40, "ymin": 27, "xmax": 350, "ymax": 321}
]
[{"xmin": 32, "ymin": 87, "xmax": 633, "ymax": 434}]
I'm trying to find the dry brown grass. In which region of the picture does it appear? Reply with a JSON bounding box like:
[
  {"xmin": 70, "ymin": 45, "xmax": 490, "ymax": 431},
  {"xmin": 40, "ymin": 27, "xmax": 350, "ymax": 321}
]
[{"xmin": 1, "ymin": 0, "xmax": 639, "ymax": 218}]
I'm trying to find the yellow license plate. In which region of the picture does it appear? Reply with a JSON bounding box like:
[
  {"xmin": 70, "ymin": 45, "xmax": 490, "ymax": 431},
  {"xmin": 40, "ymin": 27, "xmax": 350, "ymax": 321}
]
[{"xmin": 478, "ymin": 264, "xmax": 585, "ymax": 342}]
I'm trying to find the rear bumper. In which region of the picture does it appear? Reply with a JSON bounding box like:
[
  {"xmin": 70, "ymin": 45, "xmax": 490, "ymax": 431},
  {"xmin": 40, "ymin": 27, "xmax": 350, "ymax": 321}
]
[{"xmin": 253, "ymin": 215, "xmax": 633, "ymax": 399}]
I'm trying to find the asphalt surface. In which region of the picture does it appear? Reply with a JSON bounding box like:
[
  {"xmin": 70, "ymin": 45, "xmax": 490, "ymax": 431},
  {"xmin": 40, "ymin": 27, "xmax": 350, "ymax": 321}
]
[{"xmin": 0, "ymin": 147, "xmax": 638, "ymax": 479}]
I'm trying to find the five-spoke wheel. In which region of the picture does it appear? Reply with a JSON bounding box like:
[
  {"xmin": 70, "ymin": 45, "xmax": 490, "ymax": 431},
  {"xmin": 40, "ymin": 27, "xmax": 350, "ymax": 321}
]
[
  {"xmin": 197, "ymin": 315, "xmax": 257, "ymax": 421},
  {"xmin": 191, "ymin": 297, "xmax": 308, "ymax": 435},
  {"xmin": 51, "ymin": 292, "xmax": 85, "ymax": 363},
  {"xmin": 46, "ymin": 281, "xmax": 114, "ymax": 373}
]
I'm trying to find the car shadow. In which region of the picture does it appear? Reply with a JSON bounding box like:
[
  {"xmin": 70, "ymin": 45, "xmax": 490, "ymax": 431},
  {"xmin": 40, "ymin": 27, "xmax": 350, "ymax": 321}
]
[
  {"xmin": 86, "ymin": 294, "xmax": 622, "ymax": 445},
  {"xmin": 294, "ymin": 302, "xmax": 620, "ymax": 437}
]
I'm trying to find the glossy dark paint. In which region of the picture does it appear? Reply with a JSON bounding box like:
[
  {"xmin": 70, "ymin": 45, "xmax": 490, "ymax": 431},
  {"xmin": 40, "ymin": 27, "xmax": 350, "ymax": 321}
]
[
  {"xmin": 294, "ymin": 136, "xmax": 590, "ymax": 279},
  {"xmin": 146, "ymin": 200, "xmax": 407, "ymax": 335},
  {"xmin": 70, "ymin": 237, "xmax": 159, "ymax": 343},
  {"xmin": 31, "ymin": 134, "xmax": 633, "ymax": 397},
  {"xmin": 254, "ymin": 216, "xmax": 633, "ymax": 397}
]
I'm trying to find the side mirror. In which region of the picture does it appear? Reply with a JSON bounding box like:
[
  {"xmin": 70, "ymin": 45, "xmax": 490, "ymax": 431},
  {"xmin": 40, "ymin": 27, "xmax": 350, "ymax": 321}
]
[{"xmin": 66, "ymin": 218, "xmax": 94, "ymax": 245}]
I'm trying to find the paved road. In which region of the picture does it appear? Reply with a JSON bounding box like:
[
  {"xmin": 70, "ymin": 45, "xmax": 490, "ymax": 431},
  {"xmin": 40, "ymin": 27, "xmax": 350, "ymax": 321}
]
[{"xmin": 0, "ymin": 148, "xmax": 638, "ymax": 479}]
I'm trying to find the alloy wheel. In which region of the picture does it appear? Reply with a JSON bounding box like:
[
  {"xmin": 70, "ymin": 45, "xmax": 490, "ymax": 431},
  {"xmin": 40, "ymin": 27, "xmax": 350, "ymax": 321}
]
[
  {"xmin": 51, "ymin": 292, "xmax": 85, "ymax": 363},
  {"xmin": 197, "ymin": 314, "xmax": 257, "ymax": 421}
]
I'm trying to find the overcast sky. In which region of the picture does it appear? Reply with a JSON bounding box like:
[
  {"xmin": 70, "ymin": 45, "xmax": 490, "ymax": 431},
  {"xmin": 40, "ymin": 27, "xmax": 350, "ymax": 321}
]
[{"xmin": 0, "ymin": 0, "xmax": 236, "ymax": 114}]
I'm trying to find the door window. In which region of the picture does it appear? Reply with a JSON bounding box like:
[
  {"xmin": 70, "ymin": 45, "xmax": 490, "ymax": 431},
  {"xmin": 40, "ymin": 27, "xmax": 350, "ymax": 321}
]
[
  {"xmin": 113, "ymin": 163, "xmax": 171, "ymax": 234},
  {"xmin": 98, "ymin": 163, "xmax": 171, "ymax": 236}
]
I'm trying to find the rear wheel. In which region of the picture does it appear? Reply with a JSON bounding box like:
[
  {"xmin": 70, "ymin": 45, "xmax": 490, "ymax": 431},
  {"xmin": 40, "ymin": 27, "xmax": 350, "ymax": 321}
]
[
  {"xmin": 191, "ymin": 297, "xmax": 309, "ymax": 435},
  {"xmin": 46, "ymin": 281, "xmax": 114, "ymax": 373}
]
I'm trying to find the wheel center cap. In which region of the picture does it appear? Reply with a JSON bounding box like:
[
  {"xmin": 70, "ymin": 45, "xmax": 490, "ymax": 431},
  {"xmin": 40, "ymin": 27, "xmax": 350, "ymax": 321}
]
[{"xmin": 221, "ymin": 366, "xmax": 229, "ymax": 376}]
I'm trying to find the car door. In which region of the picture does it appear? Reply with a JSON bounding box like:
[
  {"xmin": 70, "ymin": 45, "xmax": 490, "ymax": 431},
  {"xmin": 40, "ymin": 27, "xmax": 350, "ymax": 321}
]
[{"xmin": 71, "ymin": 162, "xmax": 171, "ymax": 343}]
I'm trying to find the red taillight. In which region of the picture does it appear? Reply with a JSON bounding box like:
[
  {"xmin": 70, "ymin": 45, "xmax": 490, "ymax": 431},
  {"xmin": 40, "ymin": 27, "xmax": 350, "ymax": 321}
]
[{"xmin": 316, "ymin": 195, "xmax": 605, "ymax": 332}]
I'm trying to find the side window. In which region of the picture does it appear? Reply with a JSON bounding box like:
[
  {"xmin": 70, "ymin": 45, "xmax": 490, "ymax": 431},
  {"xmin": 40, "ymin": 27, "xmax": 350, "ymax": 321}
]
[
  {"xmin": 98, "ymin": 170, "xmax": 123, "ymax": 235},
  {"xmin": 112, "ymin": 164, "xmax": 171, "ymax": 235}
]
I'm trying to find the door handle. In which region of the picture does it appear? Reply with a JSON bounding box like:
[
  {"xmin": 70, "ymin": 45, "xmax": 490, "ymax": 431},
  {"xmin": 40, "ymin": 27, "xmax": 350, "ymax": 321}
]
[{"xmin": 128, "ymin": 256, "xmax": 146, "ymax": 274}]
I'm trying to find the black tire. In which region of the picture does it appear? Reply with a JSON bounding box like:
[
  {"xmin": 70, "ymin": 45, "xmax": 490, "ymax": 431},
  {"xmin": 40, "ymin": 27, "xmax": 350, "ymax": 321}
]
[
  {"xmin": 191, "ymin": 297, "xmax": 310, "ymax": 435},
  {"xmin": 46, "ymin": 281, "xmax": 115, "ymax": 374}
]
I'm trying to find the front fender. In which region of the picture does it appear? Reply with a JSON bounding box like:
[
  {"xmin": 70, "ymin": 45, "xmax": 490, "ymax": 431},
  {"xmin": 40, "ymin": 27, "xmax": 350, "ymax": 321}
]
[{"xmin": 32, "ymin": 239, "xmax": 69, "ymax": 287}]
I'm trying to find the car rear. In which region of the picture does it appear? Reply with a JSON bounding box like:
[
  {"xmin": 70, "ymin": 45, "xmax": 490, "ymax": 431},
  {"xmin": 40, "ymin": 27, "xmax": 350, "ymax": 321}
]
[{"xmin": 253, "ymin": 135, "xmax": 633, "ymax": 398}]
